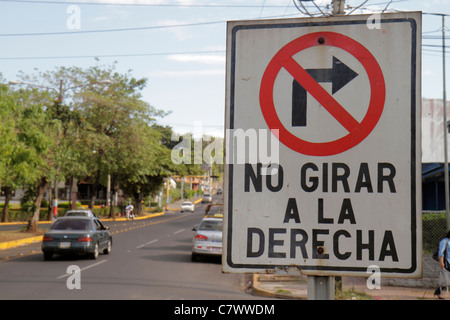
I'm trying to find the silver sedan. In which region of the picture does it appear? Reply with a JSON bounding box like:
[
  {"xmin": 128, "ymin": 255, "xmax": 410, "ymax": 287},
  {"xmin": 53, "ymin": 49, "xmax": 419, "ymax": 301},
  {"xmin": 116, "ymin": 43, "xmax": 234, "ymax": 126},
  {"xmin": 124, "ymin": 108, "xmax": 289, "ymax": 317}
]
[{"xmin": 191, "ymin": 217, "xmax": 222, "ymax": 261}]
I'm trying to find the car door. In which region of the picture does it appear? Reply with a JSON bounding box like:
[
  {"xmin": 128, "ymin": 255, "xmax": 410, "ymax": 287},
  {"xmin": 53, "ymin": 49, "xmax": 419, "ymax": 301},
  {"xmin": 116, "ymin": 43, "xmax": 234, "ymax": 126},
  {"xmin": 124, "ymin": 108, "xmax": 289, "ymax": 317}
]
[{"xmin": 93, "ymin": 219, "xmax": 106, "ymax": 249}]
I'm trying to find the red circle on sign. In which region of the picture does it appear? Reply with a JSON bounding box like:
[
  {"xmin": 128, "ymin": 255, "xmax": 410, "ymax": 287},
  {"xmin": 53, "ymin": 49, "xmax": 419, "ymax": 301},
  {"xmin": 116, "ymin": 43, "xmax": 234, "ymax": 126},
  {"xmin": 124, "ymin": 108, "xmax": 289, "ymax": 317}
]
[{"xmin": 259, "ymin": 32, "xmax": 385, "ymax": 156}]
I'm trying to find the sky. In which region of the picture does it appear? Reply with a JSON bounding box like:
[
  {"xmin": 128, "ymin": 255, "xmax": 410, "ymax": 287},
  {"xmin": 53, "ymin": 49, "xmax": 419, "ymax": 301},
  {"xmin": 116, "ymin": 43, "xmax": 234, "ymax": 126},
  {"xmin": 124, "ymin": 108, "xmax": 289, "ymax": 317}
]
[{"xmin": 0, "ymin": 0, "xmax": 449, "ymax": 138}]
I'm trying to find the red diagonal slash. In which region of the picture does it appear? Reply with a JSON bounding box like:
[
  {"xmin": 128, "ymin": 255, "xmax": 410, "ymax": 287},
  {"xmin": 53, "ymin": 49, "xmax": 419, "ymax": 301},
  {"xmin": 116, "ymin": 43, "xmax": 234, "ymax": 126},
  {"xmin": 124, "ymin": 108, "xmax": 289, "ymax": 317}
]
[
  {"xmin": 279, "ymin": 55, "xmax": 359, "ymax": 133},
  {"xmin": 259, "ymin": 31, "xmax": 385, "ymax": 156}
]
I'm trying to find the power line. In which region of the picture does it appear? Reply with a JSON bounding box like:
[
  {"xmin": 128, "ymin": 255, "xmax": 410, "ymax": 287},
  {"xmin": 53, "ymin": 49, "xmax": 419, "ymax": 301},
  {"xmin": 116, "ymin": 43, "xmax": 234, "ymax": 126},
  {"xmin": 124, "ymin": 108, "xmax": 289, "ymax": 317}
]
[
  {"xmin": 0, "ymin": 20, "xmax": 225, "ymax": 37},
  {"xmin": 0, "ymin": 0, "xmax": 290, "ymax": 8},
  {"xmin": 0, "ymin": 12, "xmax": 302, "ymax": 37},
  {"xmin": 0, "ymin": 50, "xmax": 225, "ymax": 60}
]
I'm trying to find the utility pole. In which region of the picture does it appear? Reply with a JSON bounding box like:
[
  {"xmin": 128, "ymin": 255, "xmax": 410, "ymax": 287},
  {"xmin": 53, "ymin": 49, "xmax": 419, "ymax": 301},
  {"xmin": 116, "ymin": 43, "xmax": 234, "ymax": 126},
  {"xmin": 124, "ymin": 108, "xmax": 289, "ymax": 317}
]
[
  {"xmin": 332, "ymin": 0, "xmax": 345, "ymax": 15},
  {"xmin": 442, "ymin": 15, "xmax": 450, "ymax": 229}
]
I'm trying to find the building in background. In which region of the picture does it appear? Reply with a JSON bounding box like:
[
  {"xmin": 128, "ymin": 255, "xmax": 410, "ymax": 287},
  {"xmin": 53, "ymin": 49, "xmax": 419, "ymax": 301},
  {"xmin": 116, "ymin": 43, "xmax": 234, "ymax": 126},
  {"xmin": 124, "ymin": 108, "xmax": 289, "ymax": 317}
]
[{"xmin": 422, "ymin": 98, "xmax": 450, "ymax": 210}]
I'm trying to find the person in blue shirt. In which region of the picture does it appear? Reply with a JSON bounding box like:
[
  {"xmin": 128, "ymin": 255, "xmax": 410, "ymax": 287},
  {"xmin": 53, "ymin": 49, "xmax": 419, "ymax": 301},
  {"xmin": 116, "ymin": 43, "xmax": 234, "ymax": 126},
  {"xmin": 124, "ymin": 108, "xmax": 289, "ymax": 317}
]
[{"xmin": 435, "ymin": 231, "xmax": 450, "ymax": 299}]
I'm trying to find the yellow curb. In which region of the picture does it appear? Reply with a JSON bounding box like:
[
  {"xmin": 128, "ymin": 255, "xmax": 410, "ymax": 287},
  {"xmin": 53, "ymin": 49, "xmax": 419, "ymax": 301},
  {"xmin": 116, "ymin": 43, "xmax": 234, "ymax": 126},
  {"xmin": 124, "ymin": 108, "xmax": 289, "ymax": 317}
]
[
  {"xmin": 98, "ymin": 211, "xmax": 165, "ymax": 222},
  {"xmin": 0, "ymin": 236, "xmax": 43, "ymax": 251},
  {"xmin": 0, "ymin": 220, "xmax": 52, "ymax": 226}
]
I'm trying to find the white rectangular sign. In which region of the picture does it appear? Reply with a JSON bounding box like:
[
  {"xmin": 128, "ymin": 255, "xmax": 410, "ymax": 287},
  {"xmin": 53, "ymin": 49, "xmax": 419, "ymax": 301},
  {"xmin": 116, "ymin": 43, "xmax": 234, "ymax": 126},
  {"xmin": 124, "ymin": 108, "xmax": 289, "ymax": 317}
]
[{"xmin": 223, "ymin": 12, "xmax": 422, "ymax": 277}]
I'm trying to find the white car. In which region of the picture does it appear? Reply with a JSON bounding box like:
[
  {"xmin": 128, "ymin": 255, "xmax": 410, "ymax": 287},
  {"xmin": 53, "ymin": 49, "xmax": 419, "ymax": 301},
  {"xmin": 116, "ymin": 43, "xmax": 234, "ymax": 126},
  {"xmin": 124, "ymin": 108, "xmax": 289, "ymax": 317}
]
[
  {"xmin": 202, "ymin": 193, "xmax": 212, "ymax": 203},
  {"xmin": 180, "ymin": 201, "xmax": 195, "ymax": 212}
]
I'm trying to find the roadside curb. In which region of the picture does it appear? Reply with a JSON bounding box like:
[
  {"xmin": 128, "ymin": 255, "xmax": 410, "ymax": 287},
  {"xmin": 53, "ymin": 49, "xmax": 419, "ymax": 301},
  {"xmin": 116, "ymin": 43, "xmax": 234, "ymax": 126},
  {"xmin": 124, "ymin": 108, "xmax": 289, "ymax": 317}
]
[
  {"xmin": 250, "ymin": 273, "xmax": 442, "ymax": 300},
  {"xmin": 101, "ymin": 211, "xmax": 165, "ymax": 222},
  {"xmin": 251, "ymin": 274, "xmax": 307, "ymax": 300},
  {"xmin": 0, "ymin": 236, "xmax": 43, "ymax": 251}
]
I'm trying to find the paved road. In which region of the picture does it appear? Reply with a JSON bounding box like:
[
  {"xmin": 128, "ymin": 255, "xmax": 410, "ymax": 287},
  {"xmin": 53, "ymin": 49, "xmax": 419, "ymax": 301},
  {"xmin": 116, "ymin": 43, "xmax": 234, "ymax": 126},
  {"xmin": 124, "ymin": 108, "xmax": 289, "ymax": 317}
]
[{"xmin": 0, "ymin": 197, "xmax": 264, "ymax": 300}]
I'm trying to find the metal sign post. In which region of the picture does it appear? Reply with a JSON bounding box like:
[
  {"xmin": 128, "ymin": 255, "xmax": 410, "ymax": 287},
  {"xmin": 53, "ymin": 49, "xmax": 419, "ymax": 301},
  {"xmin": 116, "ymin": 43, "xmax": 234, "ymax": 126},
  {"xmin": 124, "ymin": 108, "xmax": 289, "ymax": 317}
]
[{"xmin": 307, "ymin": 276, "xmax": 335, "ymax": 300}]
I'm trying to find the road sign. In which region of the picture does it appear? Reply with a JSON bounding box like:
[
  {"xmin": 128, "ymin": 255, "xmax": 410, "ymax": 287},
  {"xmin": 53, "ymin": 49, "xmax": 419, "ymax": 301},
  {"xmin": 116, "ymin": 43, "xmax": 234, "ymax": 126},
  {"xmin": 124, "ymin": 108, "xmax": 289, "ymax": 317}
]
[
  {"xmin": 260, "ymin": 31, "xmax": 386, "ymax": 156},
  {"xmin": 223, "ymin": 12, "xmax": 422, "ymax": 278}
]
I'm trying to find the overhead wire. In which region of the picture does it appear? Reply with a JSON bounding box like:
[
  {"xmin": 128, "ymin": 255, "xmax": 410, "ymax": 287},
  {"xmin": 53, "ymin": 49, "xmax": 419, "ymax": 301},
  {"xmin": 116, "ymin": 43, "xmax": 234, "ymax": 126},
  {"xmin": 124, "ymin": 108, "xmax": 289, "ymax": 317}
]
[
  {"xmin": 0, "ymin": 0, "xmax": 291, "ymax": 8},
  {"xmin": 0, "ymin": 0, "xmax": 447, "ymax": 60},
  {"xmin": 0, "ymin": 20, "xmax": 225, "ymax": 37},
  {"xmin": 0, "ymin": 50, "xmax": 226, "ymax": 60}
]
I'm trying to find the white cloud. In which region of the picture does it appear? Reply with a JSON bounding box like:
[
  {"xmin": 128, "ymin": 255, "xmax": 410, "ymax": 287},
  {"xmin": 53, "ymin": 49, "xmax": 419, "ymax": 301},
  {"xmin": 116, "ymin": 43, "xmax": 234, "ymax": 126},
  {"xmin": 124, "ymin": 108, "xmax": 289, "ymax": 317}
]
[
  {"xmin": 148, "ymin": 69, "xmax": 225, "ymax": 77},
  {"xmin": 167, "ymin": 54, "xmax": 225, "ymax": 64},
  {"xmin": 423, "ymin": 68, "xmax": 435, "ymax": 77},
  {"xmin": 90, "ymin": 0, "xmax": 166, "ymax": 4},
  {"xmin": 155, "ymin": 20, "xmax": 194, "ymax": 40}
]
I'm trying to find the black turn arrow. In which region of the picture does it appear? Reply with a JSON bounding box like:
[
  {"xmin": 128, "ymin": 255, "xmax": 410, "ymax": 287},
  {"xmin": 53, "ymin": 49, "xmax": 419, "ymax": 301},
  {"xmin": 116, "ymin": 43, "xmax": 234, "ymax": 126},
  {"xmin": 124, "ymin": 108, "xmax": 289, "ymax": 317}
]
[{"xmin": 292, "ymin": 56, "xmax": 358, "ymax": 127}]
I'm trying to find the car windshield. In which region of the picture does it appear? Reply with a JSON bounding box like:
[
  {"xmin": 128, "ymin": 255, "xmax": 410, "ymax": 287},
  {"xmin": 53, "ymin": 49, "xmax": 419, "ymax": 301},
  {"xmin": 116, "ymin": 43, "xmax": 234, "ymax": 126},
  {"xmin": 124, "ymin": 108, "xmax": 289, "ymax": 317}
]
[
  {"xmin": 51, "ymin": 219, "xmax": 91, "ymax": 231},
  {"xmin": 182, "ymin": 202, "xmax": 192, "ymax": 205},
  {"xmin": 199, "ymin": 219, "xmax": 222, "ymax": 231}
]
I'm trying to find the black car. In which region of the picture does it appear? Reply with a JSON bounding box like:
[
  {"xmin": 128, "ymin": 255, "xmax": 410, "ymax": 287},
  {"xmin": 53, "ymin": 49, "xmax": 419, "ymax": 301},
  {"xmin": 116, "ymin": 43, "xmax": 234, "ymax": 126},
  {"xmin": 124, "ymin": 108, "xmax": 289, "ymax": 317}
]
[{"xmin": 42, "ymin": 216, "xmax": 112, "ymax": 260}]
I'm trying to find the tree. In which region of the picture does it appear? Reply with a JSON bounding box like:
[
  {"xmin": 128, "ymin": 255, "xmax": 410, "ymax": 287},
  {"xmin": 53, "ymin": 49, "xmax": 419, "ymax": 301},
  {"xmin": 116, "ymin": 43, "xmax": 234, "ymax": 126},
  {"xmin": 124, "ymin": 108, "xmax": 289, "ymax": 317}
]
[
  {"xmin": 75, "ymin": 63, "xmax": 170, "ymax": 216},
  {"xmin": 0, "ymin": 80, "xmax": 55, "ymax": 228},
  {"xmin": 9, "ymin": 62, "xmax": 183, "ymax": 226},
  {"xmin": 119, "ymin": 124, "xmax": 173, "ymax": 215},
  {"xmin": 13, "ymin": 66, "xmax": 110, "ymax": 229},
  {"xmin": 0, "ymin": 81, "xmax": 20, "ymax": 222}
]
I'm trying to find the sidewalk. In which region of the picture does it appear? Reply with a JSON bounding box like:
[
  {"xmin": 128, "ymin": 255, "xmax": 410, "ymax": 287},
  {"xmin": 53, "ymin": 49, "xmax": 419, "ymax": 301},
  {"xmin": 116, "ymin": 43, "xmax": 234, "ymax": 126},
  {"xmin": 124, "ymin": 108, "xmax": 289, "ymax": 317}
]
[{"xmin": 251, "ymin": 269, "xmax": 443, "ymax": 300}]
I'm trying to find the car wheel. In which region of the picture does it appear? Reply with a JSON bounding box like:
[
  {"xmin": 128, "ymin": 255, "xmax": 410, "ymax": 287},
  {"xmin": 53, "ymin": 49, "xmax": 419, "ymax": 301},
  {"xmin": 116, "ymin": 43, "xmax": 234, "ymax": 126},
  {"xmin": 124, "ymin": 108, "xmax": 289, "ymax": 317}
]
[
  {"xmin": 43, "ymin": 252, "xmax": 53, "ymax": 261},
  {"xmin": 191, "ymin": 253, "xmax": 199, "ymax": 262},
  {"xmin": 90, "ymin": 243, "xmax": 99, "ymax": 259},
  {"xmin": 103, "ymin": 239, "xmax": 112, "ymax": 254}
]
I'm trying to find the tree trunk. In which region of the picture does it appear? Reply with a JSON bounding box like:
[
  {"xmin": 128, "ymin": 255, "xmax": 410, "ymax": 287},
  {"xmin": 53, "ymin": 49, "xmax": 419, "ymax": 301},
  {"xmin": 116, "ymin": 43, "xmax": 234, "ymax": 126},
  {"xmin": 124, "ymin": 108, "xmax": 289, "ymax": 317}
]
[
  {"xmin": 134, "ymin": 192, "xmax": 143, "ymax": 216},
  {"xmin": 29, "ymin": 177, "xmax": 49, "ymax": 232},
  {"xmin": 108, "ymin": 176, "xmax": 118, "ymax": 219},
  {"xmin": 1, "ymin": 187, "xmax": 13, "ymax": 223}
]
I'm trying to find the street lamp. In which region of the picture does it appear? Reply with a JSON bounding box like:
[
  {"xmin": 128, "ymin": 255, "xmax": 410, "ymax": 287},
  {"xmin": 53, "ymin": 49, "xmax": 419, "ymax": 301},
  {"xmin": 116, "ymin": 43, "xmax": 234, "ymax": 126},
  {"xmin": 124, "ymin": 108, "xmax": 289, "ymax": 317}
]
[{"xmin": 9, "ymin": 78, "xmax": 111, "ymax": 213}]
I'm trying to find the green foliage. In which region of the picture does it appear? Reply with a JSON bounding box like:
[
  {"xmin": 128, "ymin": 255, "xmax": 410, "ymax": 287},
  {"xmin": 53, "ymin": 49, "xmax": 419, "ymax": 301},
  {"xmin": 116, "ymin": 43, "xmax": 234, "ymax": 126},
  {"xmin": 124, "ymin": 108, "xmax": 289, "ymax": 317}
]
[{"xmin": 0, "ymin": 62, "xmax": 218, "ymax": 222}]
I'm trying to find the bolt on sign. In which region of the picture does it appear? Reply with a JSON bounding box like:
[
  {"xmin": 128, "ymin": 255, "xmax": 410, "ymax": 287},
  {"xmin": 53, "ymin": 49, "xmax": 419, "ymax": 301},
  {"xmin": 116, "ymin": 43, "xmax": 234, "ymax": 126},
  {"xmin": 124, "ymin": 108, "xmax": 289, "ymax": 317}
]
[{"xmin": 223, "ymin": 12, "xmax": 422, "ymax": 277}]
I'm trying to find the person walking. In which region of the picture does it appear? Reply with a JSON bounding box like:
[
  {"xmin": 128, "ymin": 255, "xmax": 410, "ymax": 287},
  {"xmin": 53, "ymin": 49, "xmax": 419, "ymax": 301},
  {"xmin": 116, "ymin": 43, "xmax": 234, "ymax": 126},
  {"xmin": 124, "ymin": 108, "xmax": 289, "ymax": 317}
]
[{"xmin": 435, "ymin": 231, "xmax": 450, "ymax": 299}]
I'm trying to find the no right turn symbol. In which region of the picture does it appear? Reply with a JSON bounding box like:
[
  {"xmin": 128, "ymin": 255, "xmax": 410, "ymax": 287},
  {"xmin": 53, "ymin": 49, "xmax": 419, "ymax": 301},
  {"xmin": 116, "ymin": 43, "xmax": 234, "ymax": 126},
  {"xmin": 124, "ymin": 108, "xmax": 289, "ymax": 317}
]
[{"xmin": 259, "ymin": 31, "xmax": 386, "ymax": 156}]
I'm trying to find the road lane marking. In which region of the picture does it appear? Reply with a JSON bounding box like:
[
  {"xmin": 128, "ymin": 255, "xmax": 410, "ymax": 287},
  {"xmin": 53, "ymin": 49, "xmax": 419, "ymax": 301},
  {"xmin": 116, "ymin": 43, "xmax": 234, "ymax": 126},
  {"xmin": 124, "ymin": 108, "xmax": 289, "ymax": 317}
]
[
  {"xmin": 56, "ymin": 260, "xmax": 108, "ymax": 279},
  {"xmin": 173, "ymin": 229, "xmax": 185, "ymax": 235},
  {"xmin": 136, "ymin": 239, "xmax": 159, "ymax": 249}
]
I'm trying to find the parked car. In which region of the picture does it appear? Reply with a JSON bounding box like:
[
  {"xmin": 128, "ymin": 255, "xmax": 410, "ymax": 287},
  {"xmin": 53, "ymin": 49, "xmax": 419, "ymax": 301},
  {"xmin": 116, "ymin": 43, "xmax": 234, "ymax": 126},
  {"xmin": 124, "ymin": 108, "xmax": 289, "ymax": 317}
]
[
  {"xmin": 191, "ymin": 217, "xmax": 223, "ymax": 261},
  {"xmin": 42, "ymin": 216, "xmax": 112, "ymax": 261},
  {"xmin": 64, "ymin": 209, "xmax": 96, "ymax": 217},
  {"xmin": 202, "ymin": 193, "xmax": 212, "ymax": 203},
  {"xmin": 180, "ymin": 201, "xmax": 195, "ymax": 212}
]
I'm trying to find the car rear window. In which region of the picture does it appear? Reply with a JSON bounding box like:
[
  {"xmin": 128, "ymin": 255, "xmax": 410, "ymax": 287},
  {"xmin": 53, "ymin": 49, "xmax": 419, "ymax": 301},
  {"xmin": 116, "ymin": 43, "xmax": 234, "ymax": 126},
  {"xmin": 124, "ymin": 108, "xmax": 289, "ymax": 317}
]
[
  {"xmin": 199, "ymin": 220, "xmax": 222, "ymax": 231},
  {"xmin": 51, "ymin": 219, "xmax": 91, "ymax": 231},
  {"xmin": 66, "ymin": 211, "xmax": 87, "ymax": 216}
]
